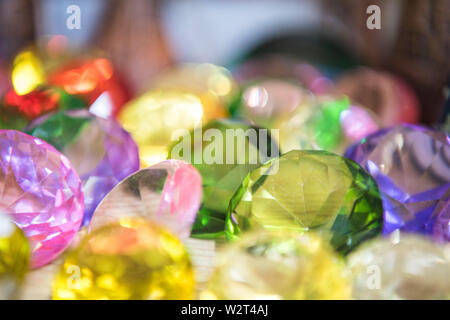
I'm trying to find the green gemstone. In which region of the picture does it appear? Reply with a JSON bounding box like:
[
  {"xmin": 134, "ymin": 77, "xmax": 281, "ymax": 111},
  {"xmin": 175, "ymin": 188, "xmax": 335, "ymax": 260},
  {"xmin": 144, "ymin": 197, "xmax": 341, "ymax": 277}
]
[
  {"xmin": 169, "ymin": 119, "xmax": 280, "ymax": 238},
  {"xmin": 26, "ymin": 111, "xmax": 91, "ymax": 150},
  {"xmin": 226, "ymin": 150, "xmax": 383, "ymax": 255}
]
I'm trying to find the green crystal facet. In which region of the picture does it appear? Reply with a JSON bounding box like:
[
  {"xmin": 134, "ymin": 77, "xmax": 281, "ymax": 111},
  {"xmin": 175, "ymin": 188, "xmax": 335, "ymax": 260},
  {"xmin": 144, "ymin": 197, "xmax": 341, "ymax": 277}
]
[
  {"xmin": 26, "ymin": 111, "xmax": 91, "ymax": 150},
  {"xmin": 169, "ymin": 119, "xmax": 280, "ymax": 238},
  {"xmin": 226, "ymin": 150, "xmax": 383, "ymax": 254}
]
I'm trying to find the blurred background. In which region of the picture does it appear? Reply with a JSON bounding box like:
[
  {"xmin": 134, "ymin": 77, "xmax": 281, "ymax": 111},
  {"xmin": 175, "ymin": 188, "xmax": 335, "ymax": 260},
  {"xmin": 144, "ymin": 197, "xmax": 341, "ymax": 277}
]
[{"xmin": 0, "ymin": 0, "xmax": 448, "ymax": 124}]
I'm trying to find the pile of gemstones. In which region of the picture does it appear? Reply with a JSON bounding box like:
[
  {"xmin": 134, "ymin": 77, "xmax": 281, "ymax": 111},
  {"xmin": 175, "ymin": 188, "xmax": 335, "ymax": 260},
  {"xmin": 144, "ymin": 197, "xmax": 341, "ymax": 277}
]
[{"xmin": 0, "ymin": 49, "xmax": 448, "ymax": 300}]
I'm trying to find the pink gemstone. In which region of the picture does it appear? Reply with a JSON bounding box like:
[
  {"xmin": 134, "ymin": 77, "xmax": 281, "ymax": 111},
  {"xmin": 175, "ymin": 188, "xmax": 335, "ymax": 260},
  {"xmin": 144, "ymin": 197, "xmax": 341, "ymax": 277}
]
[
  {"xmin": 0, "ymin": 130, "xmax": 84, "ymax": 268},
  {"xmin": 90, "ymin": 159, "xmax": 202, "ymax": 239}
]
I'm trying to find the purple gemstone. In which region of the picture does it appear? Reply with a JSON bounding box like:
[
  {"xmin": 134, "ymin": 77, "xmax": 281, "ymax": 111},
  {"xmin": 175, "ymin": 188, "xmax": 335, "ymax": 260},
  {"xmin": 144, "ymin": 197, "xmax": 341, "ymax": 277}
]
[
  {"xmin": 345, "ymin": 124, "xmax": 450, "ymax": 241},
  {"xmin": 28, "ymin": 110, "xmax": 140, "ymax": 226},
  {"xmin": 67, "ymin": 112, "xmax": 140, "ymax": 225}
]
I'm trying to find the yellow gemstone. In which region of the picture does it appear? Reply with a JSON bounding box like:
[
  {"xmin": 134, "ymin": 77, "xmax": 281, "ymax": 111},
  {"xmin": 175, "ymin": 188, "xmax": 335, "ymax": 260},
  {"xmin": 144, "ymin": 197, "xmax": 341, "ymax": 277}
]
[
  {"xmin": 205, "ymin": 231, "xmax": 351, "ymax": 300},
  {"xmin": 347, "ymin": 234, "xmax": 450, "ymax": 299},
  {"xmin": 0, "ymin": 214, "xmax": 30, "ymax": 299},
  {"xmin": 11, "ymin": 50, "xmax": 45, "ymax": 95},
  {"xmin": 52, "ymin": 219, "xmax": 195, "ymax": 300},
  {"xmin": 152, "ymin": 63, "xmax": 237, "ymax": 114},
  {"xmin": 119, "ymin": 88, "xmax": 226, "ymax": 167}
]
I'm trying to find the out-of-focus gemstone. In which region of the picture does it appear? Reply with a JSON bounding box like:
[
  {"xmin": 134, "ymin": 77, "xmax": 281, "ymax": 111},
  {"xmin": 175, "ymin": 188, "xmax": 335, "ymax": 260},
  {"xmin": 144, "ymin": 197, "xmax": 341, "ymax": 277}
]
[
  {"xmin": 48, "ymin": 58, "xmax": 130, "ymax": 118},
  {"xmin": 347, "ymin": 234, "xmax": 450, "ymax": 300},
  {"xmin": 335, "ymin": 68, "xmax": 420, "ymax": 126},
  {"xmin": 206, "ymin": 231, "xmax": 351, "ymax": 300},
  {"xmin": 11, "ymin": 50, "xmax": 45, "ymax": 96},
  {"xmin": 119, "ymin": 89, "xmax": 226, "ymax": 167},
  {"xmin": 169, "ymin": 119, "xmax": 280, "ymax": 239},
  {"xmin": 151, "ymin": 63, "xmax": 237, "ymax": 115},
  {"xmin": 90, "ymin": 160, "xmax": 202, "ymax": 240},
  {"xmin": 226, "ymin": 150, "xmax": 383, "ymax": 255},
  {"xmin": 275, "ymin": 95, "xmax": 379, "ymax": 155},
  {"xmin": 26, "ymin": 109, "xmax": 140, "ymax": 225},
  {"xmin": 1, "ymin": 86, "xmax": 85, "ymax": 129},
  {"xmin": 0, "ymin": 214, "xmax": 30, "ymax": 299},
  {"xmin": 233, "ymin": 55, "xmax": 333, "ymax": 95},
  {"xmin": 0, "ymin": 130, "xmax": 84, "ymax": 268},
  {"xmin": 232, "ymin": 79, "xmax": 310, "ymax": 128},
  {"xmin": 345, "ymin": 125, "xmax": 450, "ymax": 240},
  {"xmin": 52, "ymin": 219, "xmax": 195, "ymax": 300}
]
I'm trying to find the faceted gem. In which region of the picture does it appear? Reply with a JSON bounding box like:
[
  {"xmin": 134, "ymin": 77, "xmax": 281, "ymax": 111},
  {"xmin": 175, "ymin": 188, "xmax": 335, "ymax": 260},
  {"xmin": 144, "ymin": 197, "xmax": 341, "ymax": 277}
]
[
  {"xmin": 0, "ymin": 86, "xmax": 85, "ymax": 129},
  {"xmin": 26, "ymin": 109, "xmax": 140, "ymax": 226},
  {"xmin": 152, "ymin": 63, "xmax": 237, "ymax": 114},
  {"xmin": 169, "ymin": 119, "xmax": 280, "ymax": 239},
  {"xmin": 48, "ymin": 58, "xmax": 130, "ymax": 118},
  {"xmin": 53, "ymin": 219, "xmax": 195, "ymax": 300},
  {"xmin": 0, "ymin": 130, "xmax": 84, "ymax": 268},
  {"xmin": 274, "ymin": 96, "xmax": 379, "ymax": 155},
  {"xmin": 335, "ymin": 68, "xmax": 420, "ymax": 126},
  {"xmin": 11, "ymin": 50, "xmax": 45, "ymax": 96},
  {"xmin": 205, "ymin": 231, "xmax": 351, "ymax": 300},
  {"xmin": 226, "ymin": 150, "xmax": 383, "ymax": 255},
  {"xmin": 345, "ymin": 125, "xmax": 450, "ymax": 239},
  {"xmin": 0, "ymin": 214, "xmax": 30, "ymax": 299},
  {"xmin": 119, "ymin": 89, "xmax": 226, "ymax": 167},
  {"xmin": 347, "ymin": 234, "xmax": 450, "ymax": 299},
  {"xmin": 90, "ymin": 160, "xmax": 202, "ymax": 240},
  {"xmin": 231, "ymin": 79, "xmax": 309, "ymax": 128}
]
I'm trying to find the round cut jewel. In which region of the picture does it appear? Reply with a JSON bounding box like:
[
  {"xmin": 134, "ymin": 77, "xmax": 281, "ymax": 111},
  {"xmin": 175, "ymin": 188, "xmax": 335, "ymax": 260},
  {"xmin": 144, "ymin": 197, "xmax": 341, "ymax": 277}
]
[
  {"xmin": 0, "ymin": 214, "xmax": 30, "ymax": 299},
  {"xmin": 347, "ymin": 234, "xmax": 450, "ymax": 300},
  {"xmin": 90, "ymin": 160, "xmax": 202, "ymax": 240},
  {"xmin": 226, "ymin": 150, "xmax": 383, "ymax": 254},
  {"xmin": 169, "ymin": 119, "xmax": 280, "ymax": 238},
  {"xmin": 53, "ymin": 219, "xmax": 195, "ymax": 300},
  {"xmin": 0, "ymin": 130, "xmax": 84, "ymax": 268},
  {"xmin": 26, "ymin": 110, "xmax": 140, "ymax": 225},
  {"xmin": 206, "ymin": 231, "xmax": 351, "ymax": 300},
  {"xmin": 345, "ymin": 125, "xmax": 450, "ymax": 239}
]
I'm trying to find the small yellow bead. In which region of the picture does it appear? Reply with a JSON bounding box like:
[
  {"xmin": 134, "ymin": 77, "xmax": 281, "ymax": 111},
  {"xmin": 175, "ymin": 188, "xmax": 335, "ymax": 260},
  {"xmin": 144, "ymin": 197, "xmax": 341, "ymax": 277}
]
[{"xmin": 52, "ymin": 219, "xmax": 195, "ymax": 300}]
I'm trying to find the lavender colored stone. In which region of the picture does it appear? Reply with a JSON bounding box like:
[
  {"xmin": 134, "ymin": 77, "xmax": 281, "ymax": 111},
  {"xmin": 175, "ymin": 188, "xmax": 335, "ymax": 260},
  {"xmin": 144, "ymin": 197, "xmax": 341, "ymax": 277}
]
[
  {"xmin": 27, "ymin": 110, "xmax": 140, "ymax": 225},
  {"xmin": 345, "ymin": 124, "xmax": 450, "ymax": 240}
]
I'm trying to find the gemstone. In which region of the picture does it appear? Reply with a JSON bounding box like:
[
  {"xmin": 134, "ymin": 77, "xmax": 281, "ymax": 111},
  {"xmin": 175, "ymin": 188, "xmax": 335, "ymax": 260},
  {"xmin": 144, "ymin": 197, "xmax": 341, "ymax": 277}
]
[
  {"xmin": 347, "ymin": 234, "xmax": 450, "ymax": 300},
  {"xmin": 345, "ymin": 124, "xmax": 450, "ymax": 239},
  {"xmin": 232, "ymin": 55, "xmax": 333, "ymax": 94},
  {"xmin": 26, "ymin": 109, "xmax": 140, "ymax": 225},
  {"xmin": 169, "ymin": 119, "xmax": 280, "ymax": 238},
  {"xmin": 90, "ymin": 160, "xmax": 202, "ymax": 240},
  {"xmin": 52, "ymin": 219, "xmax": 195, "ymax": 300},
  {"xmin": 119, "ymin": 89, "xmax": 227, "ymax": 167},
  {"xmin": 11, "ymin": 50, "xmax": 45, "ymax": 96},
  {"xmin": 205, "ymin": 231, "xmax": 351, "ymax": 300},
  {"xmin": 274, "ymin": 96, "xmax": 379, "ymax": 155},
  {"xmin": 335, "ymin": 68, "xmax": 420, "ymax": 126},
  {"xmin": 0, "ymin": 130, "xmax": 84, "ymax": 268},
  {"xmin": 226, "ymin": 150, "xmax": 383, "ymax": 255},
  {"xmin": 48, "ymin": 58, "xmax": 130, "ymax": 118},
  {"xmin": 0, "ymin": 86, "xmax": 85, "ymax": 129},
  {"xmin": 0, "ymin": 214, "xmax": 30, "ymax": 299},
  {"xmin": 231, "ymin": 79, "xmax": 309, "ymax": 128},
  {"xmin": 152, "ymin": 63, "xmax": 238, "ymax": 112}
]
